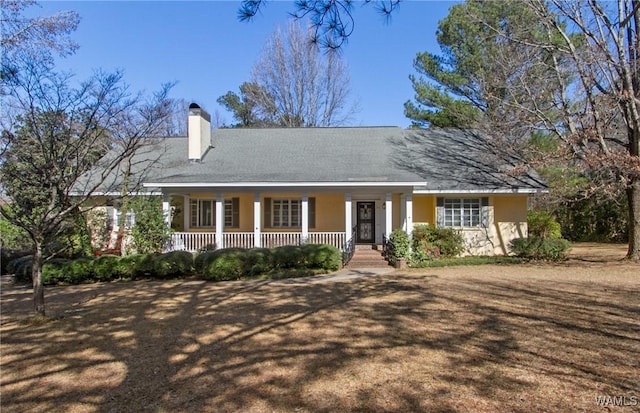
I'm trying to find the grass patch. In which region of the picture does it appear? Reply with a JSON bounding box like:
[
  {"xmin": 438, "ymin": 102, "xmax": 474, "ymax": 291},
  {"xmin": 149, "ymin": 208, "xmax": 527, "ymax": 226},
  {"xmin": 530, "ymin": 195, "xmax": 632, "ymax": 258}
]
[
  {"xmin": 264, "ymin": 268, "xmax": 327, "ymax": 280},
  {"xmin": 410, "ymin": 256, "xmax": 525, "ymax": 268}
]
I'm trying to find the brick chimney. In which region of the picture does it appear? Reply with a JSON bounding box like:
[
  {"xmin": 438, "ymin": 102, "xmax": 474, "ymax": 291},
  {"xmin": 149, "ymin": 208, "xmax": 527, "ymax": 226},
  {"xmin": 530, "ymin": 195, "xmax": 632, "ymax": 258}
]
[{"xmin": 188, "ymin": 103, "xmax": 211, "ymax": 162}]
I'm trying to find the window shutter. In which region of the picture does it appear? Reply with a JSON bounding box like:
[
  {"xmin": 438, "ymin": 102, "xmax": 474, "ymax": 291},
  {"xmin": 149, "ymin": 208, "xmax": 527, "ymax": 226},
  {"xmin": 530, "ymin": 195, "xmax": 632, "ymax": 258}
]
[
  {"xmin": 308, "ymin": 197, "xmax": 316, "ymax": 229},
  {"xmin": 190, "ymin": 199, "xmax": 197, "ymax": 228},
  {"xmin": 481, "ymin": 197, "xmax": 490, "ymax": 227},
  {"xmin": 232, "ymin": 197, "xmax": 240, "ymax": 228},
  {"xmin": 436, "ymin": 197, "xmax": 444, "ymax": 227},
  {"xmin": 212, "ymin": 201, "xmax": 216, "ymax": 226},
  {"xmin": 264, "ymin": 197, "xmax": 271, "ymax": 228}
]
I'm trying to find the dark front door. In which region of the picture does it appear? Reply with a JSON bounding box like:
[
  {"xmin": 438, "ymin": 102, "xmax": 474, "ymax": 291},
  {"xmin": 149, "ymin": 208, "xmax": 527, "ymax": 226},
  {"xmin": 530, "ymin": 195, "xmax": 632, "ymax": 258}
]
[{"xmin": 356, "ymin": 202, "xmax": 375, "ymax": 243}]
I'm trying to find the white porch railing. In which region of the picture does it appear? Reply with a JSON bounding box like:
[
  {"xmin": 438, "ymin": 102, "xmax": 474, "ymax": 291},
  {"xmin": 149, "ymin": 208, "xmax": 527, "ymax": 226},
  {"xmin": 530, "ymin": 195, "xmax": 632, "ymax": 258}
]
[
  {"xmin": 307, "ymin": 232, "xmax": 346, "ymax": 248},
  {"xmin": 170, "ymin": 231, "xmax": 346, "ymax": 252},
  {"xmin": 223, "ymin": 232, "xmax": 255, "ymax": 249},
  {"xmin": 261, "ymin": 232, "xmax": 302, "ymax": 248},
  {"xmin": 169, "ymin": 232, "xmax": 216, "ymax": 252}
]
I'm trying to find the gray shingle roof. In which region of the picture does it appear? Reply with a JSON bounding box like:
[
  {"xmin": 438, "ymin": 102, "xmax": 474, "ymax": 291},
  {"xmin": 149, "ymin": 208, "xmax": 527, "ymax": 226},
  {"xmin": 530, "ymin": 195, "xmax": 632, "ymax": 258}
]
[
  {"xmin": 91, "ymin": 127, "xmax": 547, "ymax": 193},
  {"xmin": 148, "ymin": 127, "xmax": 426, "ymax": 184}
]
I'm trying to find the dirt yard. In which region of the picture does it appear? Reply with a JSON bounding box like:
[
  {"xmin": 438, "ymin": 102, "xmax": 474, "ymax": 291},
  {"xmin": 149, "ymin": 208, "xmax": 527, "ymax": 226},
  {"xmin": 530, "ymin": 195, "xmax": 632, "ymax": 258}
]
[{"xmin": 1, "ymin": 243, "xmax": 638, "ymax": 412}]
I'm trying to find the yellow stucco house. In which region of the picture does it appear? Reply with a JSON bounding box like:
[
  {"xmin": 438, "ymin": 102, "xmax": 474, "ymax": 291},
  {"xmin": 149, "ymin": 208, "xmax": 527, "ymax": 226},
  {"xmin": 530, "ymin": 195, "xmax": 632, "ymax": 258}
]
[{"xmin": 92, "ymin": 103, "xmax": 547, "ymax": 257}]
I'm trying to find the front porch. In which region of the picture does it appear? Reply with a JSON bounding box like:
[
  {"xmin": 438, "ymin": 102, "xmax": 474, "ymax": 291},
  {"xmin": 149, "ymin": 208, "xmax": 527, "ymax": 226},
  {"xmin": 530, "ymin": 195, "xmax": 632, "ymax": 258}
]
[{"xmin": 159, "ymin": 189, "xmax": 416, "ymax": 253}]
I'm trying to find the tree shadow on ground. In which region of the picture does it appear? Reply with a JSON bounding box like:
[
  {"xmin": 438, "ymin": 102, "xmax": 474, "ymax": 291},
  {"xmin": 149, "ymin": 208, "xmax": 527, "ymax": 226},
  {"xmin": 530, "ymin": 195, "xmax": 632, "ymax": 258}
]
[{"xmin": 1, "ymin": 268, "xmax": 638, "ymax": 412}]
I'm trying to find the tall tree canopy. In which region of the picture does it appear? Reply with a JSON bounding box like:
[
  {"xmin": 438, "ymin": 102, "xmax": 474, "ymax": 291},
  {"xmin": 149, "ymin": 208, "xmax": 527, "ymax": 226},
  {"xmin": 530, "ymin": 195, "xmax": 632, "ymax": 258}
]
[
  {"xmin": 404, "ymin": 0, "xmax": 571, "ymax": 139},
  {"xmin": 218, "ymin": 21, "xmax": 358, "ymax": 127},
  {"xmin": 217, "ymin": 82, "xmax": 276, "ymax": 128}
]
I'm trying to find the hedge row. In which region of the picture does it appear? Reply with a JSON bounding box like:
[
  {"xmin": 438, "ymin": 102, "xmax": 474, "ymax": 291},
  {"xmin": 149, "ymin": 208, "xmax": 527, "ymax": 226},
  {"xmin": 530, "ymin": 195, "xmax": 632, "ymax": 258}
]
[
  {"xmin": 6, "ymin": 244, "xmax": 342, "ymax": 285},
  {"xmin": 510, "ymin": 237, "xmax": 571, "ymax": 261},
  {"xmin": 7, "ymin": 250, "xmax": 195, "ymax": 285},
  {"xmin": 195, "ymin": 244, "xmax": 342, "ymax": 281}
]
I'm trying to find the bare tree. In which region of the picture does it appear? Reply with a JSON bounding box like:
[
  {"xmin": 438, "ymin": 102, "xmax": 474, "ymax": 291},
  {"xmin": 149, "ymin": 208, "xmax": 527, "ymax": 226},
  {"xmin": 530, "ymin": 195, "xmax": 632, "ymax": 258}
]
[
  {"xmin": 514, "ymin": 0, "xmax": 640, "ymax": 260},
  {"xmin": 248, "ymin": 21, "xmax": 358, "ymax": 127},
  {"xmin": 1, "ymin": 0, "xmax": 80, "ymax": 144},
  {"xmin": 1, "ymin": 0, "xmax": 79, "ymax": 69},
  {"xmin": 0, "ymin": 61, "xmax": 172, "ymax": 315},
  {"xmin": 159, "ymin": 98, "xmax": 190, "ymax": 136}
]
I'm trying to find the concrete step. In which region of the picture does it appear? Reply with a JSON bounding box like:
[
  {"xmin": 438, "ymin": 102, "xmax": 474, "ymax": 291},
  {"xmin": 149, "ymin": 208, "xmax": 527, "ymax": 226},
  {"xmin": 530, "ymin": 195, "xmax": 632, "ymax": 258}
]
[{"xmin": 346, "ymin": 246, "xmax": 390, "ymax": 269}]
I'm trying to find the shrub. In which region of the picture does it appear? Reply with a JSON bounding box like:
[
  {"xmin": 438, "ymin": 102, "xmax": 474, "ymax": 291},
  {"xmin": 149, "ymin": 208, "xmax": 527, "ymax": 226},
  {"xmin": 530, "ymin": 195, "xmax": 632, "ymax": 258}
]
[
  {"xmin": 130, "ymin": 196, "xmax": 173, "ymax": 254},
  {"xmin": 197, "ymin": 244, "xmax": 342, "ymax": 282},
  {"xmin": 134, "ymin": 254, "xmax": 159, "ymax": 278},
  {"xmin": 272, "ymin": 245, "xmax": 305, "ymax": 269},
  {"xmin": 527, "ymin": 210, "xmax": 563, "ymax": 239},
  {"xmin": 194, "ymin": 251, "xmax": 216, "ymax": 274},
  {"xmin": 410, "ymin": 239, "xmax": 442, "ymax": 267},
  {"xmin": 153, "ymin": 251, "xmax": 194, "ymax": 278},
  {"xmin": 510, "ymin": 237, "xmax": 570, "ymax": 261},
  {"xmin": 42, "ymin": 259, "xmax": 72, "ymax": 285},
  {"xmin": 412, "ymin": 224, "xmax": 464, "ymax": 258},
  {"xmin": 300, "ymin": 244, "xmax": 341, "ymax": 271},
  {"xmin": 63, "ymin": 257, "xmax": 95, "ymax": 284},
  {"xmin": 7, "ymin": 255, "xmax": 33, "ymax": 283},
  {"xmin": 195, "ymin": 248, "xmax": 244, "ymax": 274},
  {"xmin": 2, "ymin": 249, "xmax": 30, "ymax": 275},
  {"xmin": 387, "ymin": 229, "xmax": 410, "ymax": 265},
  {"xmin": 201, "ymin": 249, "xmax": 245, "ymax": 281},
  {"xmin": 244, "ymin": 248, "xmax": 274, "ymax": 276},
  {"xmin": 198, "ymin": 243, "xmax": 217, "ymax": 253},
  {"xmin": 92, "ymin": 255, "xmax": 121, "ymax": 282},
  {"xmin": 115, "ymin": 254, "xmax": 146, "ymax": 279}
]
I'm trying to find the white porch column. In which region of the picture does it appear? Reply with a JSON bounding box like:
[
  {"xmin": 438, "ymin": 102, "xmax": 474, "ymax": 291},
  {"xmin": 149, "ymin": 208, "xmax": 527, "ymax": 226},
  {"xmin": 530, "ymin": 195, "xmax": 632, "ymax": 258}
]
[
  {"xmin": 162, "ymin": 194, "xmax": 171, "ymax": 228},
  {"xmin": 183, "ymin": 195, "xmax": 190, "ymax": 231},
  {"xmin": 345, "ymin": 193, "xmax": 352, "ymax": 241},
  {"xmin": 405, "ymin": 193, "xmax": 413, "ymax": 246},
  {"xmin": 216, "ymin": 193, "xmax": 224, "ymax": 249},
  {"xmin": 254, "ymin": 192, "xmax": 261, "ymax": 248},
  {"xmin": 400, "ymin": 194, "xmax": 407, "ymax": 232},
  {"xmin": 301, "ymin": 193, "xmax": 309, "ymax": 242},
  {"xmin": 385, "ymin": 192, "xmax": 392, "ymax": 238}
]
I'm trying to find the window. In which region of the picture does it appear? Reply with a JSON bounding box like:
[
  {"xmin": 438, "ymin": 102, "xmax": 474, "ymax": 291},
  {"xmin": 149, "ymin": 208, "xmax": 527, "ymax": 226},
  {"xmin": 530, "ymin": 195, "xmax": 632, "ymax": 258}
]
[
  {"xmin": 114, "ymin": 210, "xmax": 136, "ymax": 229},
  {"xmin": 264, "ymin": 197, "xmax": 315, "ymax": 229},
  {"xmin": 191, "ymin": 199, "xmax": 214, "ymax": 228},
  {"xmin": 437, "ymin": 197, "xmax": 488, "ymax": 228},
  {"xmin": 190, "ymin": 198, "xmax": 239, "ymax": 228},
  {"xmin": 272, "ymin": 199, "xmax": 301, "ymax": 228}
]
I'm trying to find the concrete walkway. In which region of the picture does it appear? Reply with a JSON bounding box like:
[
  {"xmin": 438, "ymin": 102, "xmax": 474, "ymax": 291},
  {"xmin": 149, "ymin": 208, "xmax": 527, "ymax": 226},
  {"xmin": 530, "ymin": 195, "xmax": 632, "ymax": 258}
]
[{"xmin": 270, "ymin": 266, "xmax": 396, "ymax": 285}]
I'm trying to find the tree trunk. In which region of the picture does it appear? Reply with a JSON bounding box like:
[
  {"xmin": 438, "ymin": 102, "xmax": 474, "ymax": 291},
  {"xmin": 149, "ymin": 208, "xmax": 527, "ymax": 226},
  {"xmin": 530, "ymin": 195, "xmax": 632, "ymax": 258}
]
[
  {"xmin": 115, "ymin": 167, "xmax": 131, "ymax": 256},
  {"xmin": 627, "ymin": 178, "xmax": 640, "ymax": 261},
  {"xmin": 32, "ymin": 243, "xmax": 45, "ymax": 316}
]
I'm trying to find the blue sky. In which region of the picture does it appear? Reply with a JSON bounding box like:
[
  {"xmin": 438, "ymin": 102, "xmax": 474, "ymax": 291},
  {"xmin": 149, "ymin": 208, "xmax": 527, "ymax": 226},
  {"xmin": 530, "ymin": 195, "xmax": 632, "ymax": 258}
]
[{"xmin": 35, "ymin": 1, "xmax": 456, "ymax": 128}]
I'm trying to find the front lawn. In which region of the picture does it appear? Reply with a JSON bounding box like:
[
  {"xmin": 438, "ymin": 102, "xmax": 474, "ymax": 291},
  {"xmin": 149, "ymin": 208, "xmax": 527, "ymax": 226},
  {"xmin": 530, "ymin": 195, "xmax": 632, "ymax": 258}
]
[{"xmin": 0, "ymin": 248, "xmax": 637, "ymax": 412}]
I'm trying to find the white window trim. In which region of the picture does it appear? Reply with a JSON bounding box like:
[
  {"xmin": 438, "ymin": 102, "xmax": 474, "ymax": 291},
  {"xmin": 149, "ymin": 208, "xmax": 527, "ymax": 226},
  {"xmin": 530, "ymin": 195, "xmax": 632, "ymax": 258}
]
[
  {"xmin": 113, "ymin": 210, "xmax": 136, "ymax": 230},
  {"xmin": 272, "ymin": 199, "xmax": 302, "ymax": 228},
  {"xmin": 439, "ymin": 197, "xmax": 485, "ymax": 228},
  {"xmin": 190, "ymin": 198, "xmax": 236, "ymax": 229},
  {"xmin": 191, "ymin": 199, "xmax": 214, "ymax": 228}
]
